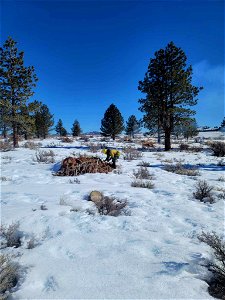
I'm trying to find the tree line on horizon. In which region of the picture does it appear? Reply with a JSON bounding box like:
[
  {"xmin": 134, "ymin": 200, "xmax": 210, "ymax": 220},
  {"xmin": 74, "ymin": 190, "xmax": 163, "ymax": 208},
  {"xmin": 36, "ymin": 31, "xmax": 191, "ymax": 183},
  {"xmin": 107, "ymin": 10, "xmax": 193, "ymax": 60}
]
[{"xmin": 2, "ymin": 36, "xmax": 223, "ymax": 150}]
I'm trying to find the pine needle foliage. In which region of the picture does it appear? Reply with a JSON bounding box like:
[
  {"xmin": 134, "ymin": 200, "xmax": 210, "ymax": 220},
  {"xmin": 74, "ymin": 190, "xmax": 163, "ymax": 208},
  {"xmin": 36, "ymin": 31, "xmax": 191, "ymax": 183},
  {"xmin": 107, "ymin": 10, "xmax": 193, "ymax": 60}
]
[{"xmin": 100, "ymin": 104, "xmax": 124, "ymax": 140}]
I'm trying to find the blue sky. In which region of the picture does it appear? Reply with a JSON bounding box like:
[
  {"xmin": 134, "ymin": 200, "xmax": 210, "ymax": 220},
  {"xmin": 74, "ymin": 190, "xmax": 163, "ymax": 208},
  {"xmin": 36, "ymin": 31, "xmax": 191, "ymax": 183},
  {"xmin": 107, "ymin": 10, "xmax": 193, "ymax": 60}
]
[{"xmin": 1, "ymin": 0, "xmax": 224, "ymax": 132}]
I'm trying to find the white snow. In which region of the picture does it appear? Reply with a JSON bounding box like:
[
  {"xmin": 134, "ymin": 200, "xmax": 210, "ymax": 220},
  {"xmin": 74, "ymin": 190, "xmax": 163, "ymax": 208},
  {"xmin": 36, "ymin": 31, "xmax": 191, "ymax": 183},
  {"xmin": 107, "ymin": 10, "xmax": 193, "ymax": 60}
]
[{"xmin": 1, "ymin": 136, "xmax": 224, "ymax": 299}]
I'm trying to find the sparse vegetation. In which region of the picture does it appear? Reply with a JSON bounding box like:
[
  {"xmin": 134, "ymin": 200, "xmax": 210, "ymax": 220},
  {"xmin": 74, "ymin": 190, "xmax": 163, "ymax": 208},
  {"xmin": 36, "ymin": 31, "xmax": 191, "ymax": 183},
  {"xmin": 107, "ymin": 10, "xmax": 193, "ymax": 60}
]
[
  {"xmin": 69, "ymin": 178, "xmax": 80, "ymax": 184},
  {"xmin": 193, "ymin": 180, "xmax": 214, "ymax": 203},
  {"xmin": 23, "ymin": 141, "xmax": 42, "ymax": 149},
  {"xmin": 131, "ymin": 179, "xmax": 154, "ymax": 189},
  {"xmin": 0, "ymin": 254, "xmax": 18, "ymax": 299},
  {"xmin": 123, "ymin": 147, "xmax": 143, "ymax": 160},
  {"xmin": 95, "ymin": 196, "xmax": 127, "ymax": 216},
  {"xmin": 137, "ymin": 161, "xmax": 151, "ymax": 167},
  {"xmin": 34, "ymin": 150, "xmax": 55, "ymax": 163},
  {"xmin": 0, "ymin": 176, "xmax": 12, "ymax": 182},
  {"xmin": 198, "ymin": 232, "xmax": 225, "ymax": 299},
  {"xmin": 0, "ymin": 141, "xmax": 13, "ymax": 152},
  {"xmin": 0, "ymin": 223, "xmax": 21, "ymax": 248},
  {"xmin": 179, "ymin": 143, "xmax": 189, "ymax": 151},
  {"xmin": 164, "ymin": 163, "xmax": 199, "ymax": 176},
  {"xmin": 133, "ymin": 167, "xmax": 154, "ymax": 180},
  {"xmin": 210, "ymin": 142, "xmax": 225, "ymax": 157}
]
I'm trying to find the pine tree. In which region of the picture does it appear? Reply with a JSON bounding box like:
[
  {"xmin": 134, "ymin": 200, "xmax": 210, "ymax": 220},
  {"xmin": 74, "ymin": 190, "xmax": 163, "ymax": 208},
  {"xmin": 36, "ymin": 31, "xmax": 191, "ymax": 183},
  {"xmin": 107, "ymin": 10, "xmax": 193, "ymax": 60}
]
[
  {"xmin": 138, "ymin": 41, "xmax": 203, "ymax": 151},
  {"xmin": 183, "ymin": 119, "xmax": 198, "ymax": 140},
  {"xmin": 35, "ymin": 104, "xmax": 54, "ymax": 139},
  {"xmin": 55, "ymin": 119, "xmax": 63, "ymax": 136},
  {"xmin": 0, "ymin": 37, "xmax": 38, "ymax": 147},
  {"xmin": 71, "ymin": 120, "xmax": 82, "ymax": 137},
  {"xmin": 100, "ymin": 104, "xmax": 124, "ymax": 140},
  {"xmin": 220, "ymin": 117, "xmax": 225, "ymax": 128},
  {"xmin": 61, "ymin": 127, "xmax": 67, "ymax": 137},
  {"xmin": 125, "ymin": 115, "xmax": 141, "ymax": 138}
]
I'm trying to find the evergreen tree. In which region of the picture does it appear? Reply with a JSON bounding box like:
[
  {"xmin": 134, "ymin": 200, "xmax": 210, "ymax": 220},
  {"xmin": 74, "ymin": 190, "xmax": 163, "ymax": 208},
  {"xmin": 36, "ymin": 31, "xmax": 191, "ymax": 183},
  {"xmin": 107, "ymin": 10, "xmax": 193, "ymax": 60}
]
[
  {"xmin": 220, "ymin": 117, "xmax": 225, "ymax": 128},
  {"xmin": 125, "ymin": 115, "xmax": 141, "ymax": 138},
  {"xmin": 35, "ymin": 103, "xmax": 54, "ymax": 139},
  {"xmin": 138, "ymin": 41, "xmax": 203, "ymax": 151},
  {"xmin": 0, "ymin": 37, "xmax": 38, "ymax": 147},
  {"xmin": 100, "ymin": 104, "xmax": 124, "ymax": 140},
  {"xmin": 183, "ymin": 119, "xmax": 198, "ymax": 140},
  {"xmin": 61, "ymin": 127, "xmax": 67, "ymax": 137},
  {"xmin": 55, "ymin": 119, "xmax": 63, "ymax": 136},
  {"xmin": 71, "ymin": 120, "xmax": 82, "ymax": 137}
]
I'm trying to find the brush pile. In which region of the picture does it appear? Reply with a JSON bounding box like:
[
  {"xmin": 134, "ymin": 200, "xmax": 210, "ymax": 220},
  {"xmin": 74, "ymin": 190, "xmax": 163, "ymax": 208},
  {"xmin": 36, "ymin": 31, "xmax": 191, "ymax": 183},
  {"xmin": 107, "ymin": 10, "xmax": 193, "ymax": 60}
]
[{"xmin": 55, "ymin": 156, "xmax": 113, "ymax": 176}]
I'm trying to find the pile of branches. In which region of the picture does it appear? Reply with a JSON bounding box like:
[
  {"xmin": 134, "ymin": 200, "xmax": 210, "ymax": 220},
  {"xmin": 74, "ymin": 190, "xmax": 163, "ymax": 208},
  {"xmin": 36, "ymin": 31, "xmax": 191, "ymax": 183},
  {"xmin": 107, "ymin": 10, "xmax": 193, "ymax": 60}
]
[{"xmin": 55, "ymin": 156, "xmax": 113, "ymax": 176}]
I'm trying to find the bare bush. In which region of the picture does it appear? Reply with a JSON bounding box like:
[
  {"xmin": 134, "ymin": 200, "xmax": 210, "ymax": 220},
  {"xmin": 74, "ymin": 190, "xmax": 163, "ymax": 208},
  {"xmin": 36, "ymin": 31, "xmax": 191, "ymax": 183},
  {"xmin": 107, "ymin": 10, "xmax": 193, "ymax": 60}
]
[
  {"xmin": 23, "ymin": 141, "xmax": 42, "ymax": 149},
  {"xmin": 164, "ymin": 163, "xmax": 199, "ymax": 176},
  {"xmin": 60, "ymin": 137, "xmax": 73, "ymax": 143},
  {"xmin": 133, "ymin": 167, "xmax": 154, "ymax": 180},
  {"xmin": 131, "ymin": 179, "xmax": 154, "ymax": 189},
  {"xmin": 0, "ymin": 176, "xmax": 12, "ymax": 182},
  {"xmin": 34, "ymin": 150, "xmax": 55, "ymax": 163},
  {"xmin": 137, "ymin": 161, "xmax": 151, "ymax": 167},
  {"xmin": 0, "ymin": 223, "xmax": 21, "ymax": 248},
  {"xmin": 218, "ymin": 176, "xmax": 225, "ymax": 182},
  {"xmin": 69, "ymin": 178, "xmax": 80, "ymax": 184},
  {"xmin": 87, "ymin": 143, "xmax": 102, "ymax": 153},
  {"xmin": 189, "ymin": 146, "xmax": 203, "ymax": 153},
  {"xmin": 0, "ymin": 141, "xmax": 13, "ymax": 152},
  {"xmin": 193, "ymin": 180, "xmax": 214, "ymax": 203},
  {"xmin": 0, "ymin": 254, "xmax": 18, "ymax": 298},
  {"xmin": 198, "ymin": 232, "xmax": 225, "ymax": 299},
  {"xmin": 179, "ymin": 143, "xmax": 189, "ymax": 151},
  {"xmin": 95, "ymin": 196, "xmax": 127, "ymax": 216},
  {"xmin": 123, "ymin": 147, "xmax": 143, "ymax": 161},
  {"xmin": 210, "ymin": 142, "xmax": 225, "ymax": 157}
]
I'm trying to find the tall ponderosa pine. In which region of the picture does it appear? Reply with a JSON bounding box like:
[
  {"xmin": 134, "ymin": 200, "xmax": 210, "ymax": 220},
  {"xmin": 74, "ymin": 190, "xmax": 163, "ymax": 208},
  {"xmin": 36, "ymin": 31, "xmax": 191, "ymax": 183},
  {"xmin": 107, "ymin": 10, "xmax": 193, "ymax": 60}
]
[
  {"xmin": 100, "ymin": 104, "xmax": 124, "ymax": 140},
  {"xmin": 55, "ymin": 119, "xmax": 64, "ymax": 136},
  {"xmin": 125, "ymin": 115, "xmax": 141, "ymax": 138},
  {"xmin": 0, "ymin": 37, "xmax": 38, "ymax": 147},
  {"xmin": 71, "ymin": 120, "xmax": 82, "ymax": 137},
  {"xmin": 35, "ymin": 103, "xmax": 54, "ymax": 139},
  {"xmin": 138, "ymin": 41, "xmax": 203, "ymax": 151}
]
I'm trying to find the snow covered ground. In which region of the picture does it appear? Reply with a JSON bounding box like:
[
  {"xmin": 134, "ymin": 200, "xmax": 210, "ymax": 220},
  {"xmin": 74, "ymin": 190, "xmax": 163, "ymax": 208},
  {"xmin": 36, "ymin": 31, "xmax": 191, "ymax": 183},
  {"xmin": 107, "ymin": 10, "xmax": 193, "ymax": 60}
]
[{"xmin": 1, "ymin": 136, "xmax": 224, "ymax": 299}]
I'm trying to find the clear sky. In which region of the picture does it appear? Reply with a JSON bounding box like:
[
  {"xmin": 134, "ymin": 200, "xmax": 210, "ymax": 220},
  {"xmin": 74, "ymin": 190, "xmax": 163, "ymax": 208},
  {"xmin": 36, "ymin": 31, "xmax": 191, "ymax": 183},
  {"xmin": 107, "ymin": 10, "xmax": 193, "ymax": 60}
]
[{"xmin": 1, "ymin": 0, "xmax": 224, "ymax": 133}]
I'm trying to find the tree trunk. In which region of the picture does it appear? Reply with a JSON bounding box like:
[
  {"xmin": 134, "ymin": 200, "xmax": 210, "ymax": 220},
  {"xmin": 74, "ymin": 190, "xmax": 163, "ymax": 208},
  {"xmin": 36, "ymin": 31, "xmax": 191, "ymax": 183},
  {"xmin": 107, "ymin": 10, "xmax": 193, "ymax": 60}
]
[
  {"xmin": 12, "ymin": 123, "xmax": 19, "ymax": 147},
  {"xmin": 164, "ymin": 128, "xmax": 171, "ymax": 151},
  {"xmin": 2, "ymin": 125, "xmax": 7, "ymax": 138},
  {"xmin": 112, "ymin": 134, "xmax": 115, "ymax": 140},
  {"xmin": 157, "ymin": 128, "xmax": 161, "ymax": 144}
]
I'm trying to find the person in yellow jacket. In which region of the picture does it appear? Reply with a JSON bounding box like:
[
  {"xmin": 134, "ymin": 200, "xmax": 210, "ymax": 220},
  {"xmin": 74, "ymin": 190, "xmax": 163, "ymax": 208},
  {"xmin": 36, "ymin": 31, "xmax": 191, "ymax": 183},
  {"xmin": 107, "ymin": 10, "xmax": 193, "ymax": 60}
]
[{"xmin": 102, "ymin": 148, "xmax": 120, "ymax": 168}]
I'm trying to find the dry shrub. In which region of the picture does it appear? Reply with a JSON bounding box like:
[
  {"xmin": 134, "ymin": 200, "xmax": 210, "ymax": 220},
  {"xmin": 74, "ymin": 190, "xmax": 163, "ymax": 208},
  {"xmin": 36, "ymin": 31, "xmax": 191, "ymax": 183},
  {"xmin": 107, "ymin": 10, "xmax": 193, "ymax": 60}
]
[
  {"xmin": 189, "ymin": 146, "xmax": 203, "ymax": 153},
  {"xmin": 131, "ymin": 179, "xmax": 154, "ymax": 189},
  {"xmin": 179, "ymin": 143, "xmax": 189, "ymax": 151},
  {"xmin": 87, "ymin": 143, "xmax": 102, "ymax": 153},
  {"xmin": 193, "ymin": 180, "xmax": 214, "ymax": 203},
  {"xmin": 123, "ymin": 147, "xmax": 143, "ymax": 160},
  {"xmin": 69, "ymin": 178, "xmax": 80, "ymax": 184},
  {"xmin": 34, "ymin": 150, "xmax": 55, "ymax": 163},
  {"xmin": 23, "ymin": 141, "xmax": 42, "ymax": 149},
  {"xmin": 137, "ymin": 161, "xmax": 151, "ymax": 167},
  {"xmin": 164, "ymin": 163, "xmax": 199, "ymax": 176},
  {"xmin": 218, "ymin": 176, "xmax": 225, "ymax": 182},
  {"xmin": 198, "ymin": 232, "xmax": 225, "ymax": 299},
  {"xmin": 0, "ymin": 177, "xmax": 12, "ymax": 182},
  {"xmin": 0, "ymin": 223, "xmax": 21, "ymax": 248},
  {"xmin": 210, "ymin": 142, "xmax": 225, "ymax": 157},
  {"xmin": 0, "ymin": 254, "xmax": 18, "ymax": 298},
  {"xmin": 95, "ymin": 196, "xmax": 127, "ymax": 216},
  {"xmin": 0, "ymin": 141, "xmax": 13, "ymax": 152},
  {"xmin": 133, "ymin": 167, "xmax": 154, "ymax": 180},
  {"xmin": 60, "ymin": 137, "xmax": 73, "ymax": 143}
]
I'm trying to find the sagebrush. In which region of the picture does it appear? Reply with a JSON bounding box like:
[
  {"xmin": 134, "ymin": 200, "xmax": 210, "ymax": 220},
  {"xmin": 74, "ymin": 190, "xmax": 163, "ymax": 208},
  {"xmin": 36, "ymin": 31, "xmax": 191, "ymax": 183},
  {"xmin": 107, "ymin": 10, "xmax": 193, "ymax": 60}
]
[{"xmin": 198, "ymin": 232, "xmax": 225, "ymax": 299}]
